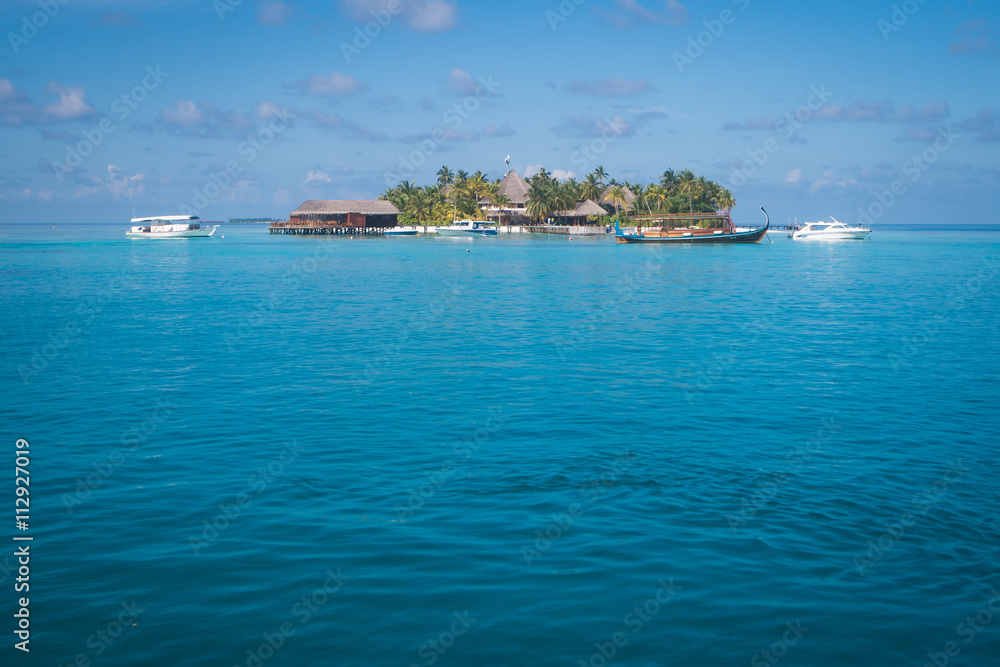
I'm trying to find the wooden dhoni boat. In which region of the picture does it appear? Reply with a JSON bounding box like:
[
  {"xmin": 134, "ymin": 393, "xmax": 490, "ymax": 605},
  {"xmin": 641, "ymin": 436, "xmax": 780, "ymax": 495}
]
[{"xmin": 615, "ymin": 207, "xmax": 769, "ymax": 244}]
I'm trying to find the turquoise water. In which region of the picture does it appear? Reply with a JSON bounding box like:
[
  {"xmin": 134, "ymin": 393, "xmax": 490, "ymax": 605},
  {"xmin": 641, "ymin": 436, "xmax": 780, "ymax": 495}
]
[{"xmin": 2, "ymin": 224, "xmax": 999, "ymax": 666}]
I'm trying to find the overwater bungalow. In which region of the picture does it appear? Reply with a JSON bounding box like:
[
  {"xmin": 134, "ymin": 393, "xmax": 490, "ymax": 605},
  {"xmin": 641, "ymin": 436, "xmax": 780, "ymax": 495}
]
[{"xmin": 270, "ymin": 200, "xmax": 401, "ymax": 235}]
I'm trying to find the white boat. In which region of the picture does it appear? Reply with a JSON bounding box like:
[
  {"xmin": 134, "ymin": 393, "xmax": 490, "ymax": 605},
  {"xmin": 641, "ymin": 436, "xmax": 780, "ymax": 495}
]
[
  {"xmin": 436, "ymin": 220, "xmax": 498, "ymax": 237},
  {"xmin": 384, "ymin": 227, "xmax": 418, "ymax": 236},
  {"xmin": 126, "ymin": 215, "xmax": 219, "ymax": 238},
  {"xmin": 790, "ymin": 217, "xmax": 870, "ymax": 240}
]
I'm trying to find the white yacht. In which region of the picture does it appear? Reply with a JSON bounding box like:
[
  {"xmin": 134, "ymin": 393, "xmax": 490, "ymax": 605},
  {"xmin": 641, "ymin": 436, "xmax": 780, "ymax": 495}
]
[
  {"xmin": 790, "ymin": 217, "xmax": 870, "ymax": 240},
  {"xmin": 436, "ymin": 220, "xmax": 498, "ymax": 237},
  {"xmin": 126, "ymin": 215, "xmax": 219, "ymax": 238}
]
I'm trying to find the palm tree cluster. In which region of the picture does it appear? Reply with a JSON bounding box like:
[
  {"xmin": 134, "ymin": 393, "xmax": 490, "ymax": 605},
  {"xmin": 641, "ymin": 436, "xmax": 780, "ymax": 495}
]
[
  {"xmin": 379, "ymin": 164, "xmax": 736, "ymax": 225},
  {"xmin": 380, "ymin": 166, "xmax": 510, "ymax": 224}
]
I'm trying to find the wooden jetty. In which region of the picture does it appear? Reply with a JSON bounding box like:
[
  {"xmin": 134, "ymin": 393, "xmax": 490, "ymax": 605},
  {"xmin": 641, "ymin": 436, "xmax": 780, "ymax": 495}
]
[{"xmin": 270, "ymin": 200, "xmax": 400, "ymax": 236}]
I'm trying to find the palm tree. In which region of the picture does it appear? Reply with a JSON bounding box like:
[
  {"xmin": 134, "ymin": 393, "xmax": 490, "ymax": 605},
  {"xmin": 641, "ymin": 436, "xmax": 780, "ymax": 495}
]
[
  {"xmin": 714, "ymin": 188, "xmax": 736, "ymax": 213},
  {"xmin": 436, "ymin": 166, "xmax": 454, "ymax": 187},
  {"xmin": 660, "ymin": 169, "xmax": 678, "ymax": 196},
  {"xmin": 605, "ymin": 184, "xmax": 628, "ymax": 221},
  {"xmin": 581, "ymin": 173, "xmax": 602, "ymax": 202},
  {"xmin": 455, "ymin": 169, "xmax": 469, "ymax": 184},
  {"xmin": 525, "ymin": 183, "xmax": 554, "ymax": 222},
  {"xmin": 679, "ymin": 179, "xmax": 697, "ymax": 216},
  {"xmin": 593, "ymin": 166, "xmax": 608, "ymax": 186}
]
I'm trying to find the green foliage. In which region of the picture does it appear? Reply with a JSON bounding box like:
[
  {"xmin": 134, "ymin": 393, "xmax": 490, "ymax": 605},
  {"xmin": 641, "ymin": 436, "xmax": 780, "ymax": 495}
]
[{"xmin": 380, "ymin": 164, "xmax": 738, "ymax": 225}]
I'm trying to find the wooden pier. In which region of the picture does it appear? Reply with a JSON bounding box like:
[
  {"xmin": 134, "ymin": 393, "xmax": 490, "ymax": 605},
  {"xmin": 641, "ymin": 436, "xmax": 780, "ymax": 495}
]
[{"xmin": 268, "ymin": 223, "xmax": 386, "ymax": 236}]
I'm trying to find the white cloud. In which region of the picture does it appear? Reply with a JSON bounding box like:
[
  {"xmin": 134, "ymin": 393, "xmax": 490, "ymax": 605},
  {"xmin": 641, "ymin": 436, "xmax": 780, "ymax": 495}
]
[
  {"xmin": 563, "ymin": 78, "xmax": 652, "ymax": 97},
  {"xmin": 106, "ymin": 164, "xmax": 145, "ymax": 201},
  {"xmin": 256, "ymin": 1, "xmax": 293, "ymax": 25},
  {"xmin": 36, "ymin": 190, "xmax": 55, "ymax": 202},
  {"xmin": 551, "ymin": 169, "xmax": 576, "ymax": 181},
  {"xmin": 785, "ymin": 169, "xmax": 803, "ymax": 185},
  {"xmin": 339, "ymin": 0, "xmax": 458, "ymax": 32},
  {"xmin": 256, "ymin": 101, "xmax": 291, "ymax": 121},
  {"xmin": 41, "ymin": 82, "xmax": 97, "ymax": 121},
  {"xmin": 0, "ymin": 79, "xmax": 97, "ymax": 126},
  {"xmin": 161, "ymin": 99, "xmax": 204, "ymax": 128},
  {"xmin": 407, "ymin": 0, "xmax": 458, "ymax": 32},
  {"xmin": 304, "ymin": 170, "xmax": 332, "ymax": 186},
  {"xmin": 295, "ymin": 72, "xmax": 367, "ymax": 96},
  {"xmin": 159, "ymin": 100, "xmax": 254, "ymax": 138},
  {"xmin": 445, "ymin": 68, "xmax": 478, "ymax": 94}
]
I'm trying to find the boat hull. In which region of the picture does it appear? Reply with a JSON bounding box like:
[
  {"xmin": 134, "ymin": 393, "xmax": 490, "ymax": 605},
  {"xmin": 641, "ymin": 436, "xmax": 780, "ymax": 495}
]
[
  {"xmin": 126, "ymin": 226, "xmax": 219, "ymax": 238},
  {"xmin": 436, "ymin": 229, "xmax": 498, "ymax": 237},
  {"xmin": 384, "ymin": 229, "xmax": 418, "ymax": 236},
  {"xmin": 616, "ymin": 223, "xmax": 768, "ymax": 244},
  {"xmin": 791, "ymin": 230, "xmax": 869, "ymax": 240}
]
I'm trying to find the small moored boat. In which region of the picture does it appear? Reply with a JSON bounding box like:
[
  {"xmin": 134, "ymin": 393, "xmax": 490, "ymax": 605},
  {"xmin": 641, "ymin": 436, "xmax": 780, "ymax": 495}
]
[
  {"xmin": 437, "ymin": 220, "xmax": 498, "ymax": 237},
  {"xmin": 790, "ymin": 218, "xmax": 870, "ymax": 240},
  {"xmin": 615, "ymin": 207, "xmax": 769, "ymax": 244},
  {"xmin": 384, "ymin": 227, "xmax": 419, "ymax": 236},
  {"xmin": 126, "ymin": 215, "xmax": 219, "ymax": 238}
]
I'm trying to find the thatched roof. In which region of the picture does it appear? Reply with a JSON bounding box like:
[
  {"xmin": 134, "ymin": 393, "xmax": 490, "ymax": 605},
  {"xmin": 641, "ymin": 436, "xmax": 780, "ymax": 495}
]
[
  {"xmin": 291, "ymin": 200, "xmax": 401, "ymax": 215},
  {"xmin": 600, "ymin": 185, "xmax": 637, "ymax": 207},
  {"xmin": 554, "ymin": 200, "xmax": 609, "ymax": 217},
  {"xmin": 497, "ymin": 171, "xmax": 531, "ymax": 205}
]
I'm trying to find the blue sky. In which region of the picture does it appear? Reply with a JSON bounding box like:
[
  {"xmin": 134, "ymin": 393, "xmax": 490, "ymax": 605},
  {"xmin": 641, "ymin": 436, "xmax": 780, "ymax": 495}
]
[{"xmin": 0, "ymin": 0, "xmax": 997, "ymax": 224}]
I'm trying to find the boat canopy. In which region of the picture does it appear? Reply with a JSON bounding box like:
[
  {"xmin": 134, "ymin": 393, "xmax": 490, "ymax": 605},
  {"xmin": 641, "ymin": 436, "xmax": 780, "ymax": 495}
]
[{"xmin": 130, "ymin": 214, "xmax": 200, "ymax": 223}]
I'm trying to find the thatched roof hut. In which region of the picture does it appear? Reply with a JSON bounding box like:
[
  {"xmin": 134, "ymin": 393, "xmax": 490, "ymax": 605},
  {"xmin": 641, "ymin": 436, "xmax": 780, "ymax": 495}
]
[
  {"xmin": 497, "ymin": 171, "xmax": 531, "ymax": 206},
  {"xmin": 600, "ymin": 185, "xmax": 637, "ymax": 209},
  {"xmin": 289, "ymin": 200, "xmax": 400, "ymax": 227}
]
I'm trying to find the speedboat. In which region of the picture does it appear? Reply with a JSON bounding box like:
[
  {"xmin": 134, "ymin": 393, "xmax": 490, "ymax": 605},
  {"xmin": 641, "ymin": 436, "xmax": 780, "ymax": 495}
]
[
  {"xmin": 436, "ymin": 220, "xmax": 498, "ymax": 237},
  {"xmin": 790, "ymin": 217, "xmax": 870, "ymax": 240},
  {"xmin": 126, "ymin": 215, "xmax": 219, "ymax": 238},
  {"xmin": 384, "ymin": 227, "xmax": 418, "ymax": 236}
]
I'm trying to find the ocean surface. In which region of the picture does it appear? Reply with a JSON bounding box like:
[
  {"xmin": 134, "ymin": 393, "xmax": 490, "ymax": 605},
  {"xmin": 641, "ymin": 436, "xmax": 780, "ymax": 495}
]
[{"xmin": 2, "ymin": 223, "xmax": 999, "ymax": 666}]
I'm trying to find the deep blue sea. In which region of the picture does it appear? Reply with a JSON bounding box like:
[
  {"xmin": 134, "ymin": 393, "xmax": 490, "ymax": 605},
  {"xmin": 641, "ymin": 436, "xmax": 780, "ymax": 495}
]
[{"xmin": 2, "ymin": 223, "xmax": 999, "ymax": 666}]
